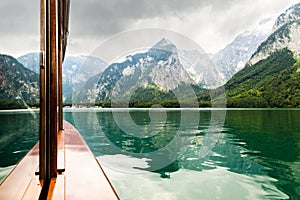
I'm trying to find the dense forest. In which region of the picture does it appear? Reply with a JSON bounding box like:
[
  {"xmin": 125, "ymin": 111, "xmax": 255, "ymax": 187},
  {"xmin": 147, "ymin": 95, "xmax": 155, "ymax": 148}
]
[
  {"xmin": 225, "ymin": 49, "xmax": 300, "ymax": 108},
  {"xmin": 95, "ymin": 84, "xmax": 211, "ymax": 108}
]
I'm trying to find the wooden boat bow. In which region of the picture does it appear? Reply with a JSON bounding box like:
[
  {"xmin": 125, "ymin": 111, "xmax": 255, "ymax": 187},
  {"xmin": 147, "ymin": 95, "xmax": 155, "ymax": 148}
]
[{"xmin": 0, "ymin": 0, "xmax": 119, "ymax": 199}]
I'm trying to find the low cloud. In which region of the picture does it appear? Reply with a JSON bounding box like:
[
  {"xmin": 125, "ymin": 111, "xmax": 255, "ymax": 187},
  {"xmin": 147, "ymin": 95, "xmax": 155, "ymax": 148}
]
[{"xmin": 0, "ymin": 0, "xmax": 297, "ymax": 56}]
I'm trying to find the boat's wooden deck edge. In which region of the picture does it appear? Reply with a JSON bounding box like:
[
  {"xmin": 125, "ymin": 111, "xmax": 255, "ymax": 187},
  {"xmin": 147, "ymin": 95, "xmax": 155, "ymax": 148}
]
[
  {"xmin": 0, "ymin": 143, "xmax": 40, "ymax": 200},
  {"xmin": 0, "ymin": 120, "xmax": 119, "ymax": 200}
]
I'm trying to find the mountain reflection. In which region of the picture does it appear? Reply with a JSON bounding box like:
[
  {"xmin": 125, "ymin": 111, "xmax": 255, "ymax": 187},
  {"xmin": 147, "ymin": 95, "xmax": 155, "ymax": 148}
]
[{"xmin": 64, "ymin": 109, "xmax": 300, "ymax": 198}]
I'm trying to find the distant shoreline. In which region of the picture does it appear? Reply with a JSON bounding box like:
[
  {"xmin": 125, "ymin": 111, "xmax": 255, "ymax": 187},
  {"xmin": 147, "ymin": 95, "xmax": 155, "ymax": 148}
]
[
  {"xmin": 0, "ymin": 108, "xmax": 39, "ymax": 113},
  {"xmin": 1, "ymin": 107, "xmax": 300, "ymax": 113}
]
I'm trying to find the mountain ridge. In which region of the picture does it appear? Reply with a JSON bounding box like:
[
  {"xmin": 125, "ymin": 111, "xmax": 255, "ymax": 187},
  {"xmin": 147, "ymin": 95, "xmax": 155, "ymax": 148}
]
[
  {"xmin": 72, "ymin": 38, "xmax": 212, "ymax": 107},
  {"xmin": 223, "ymin": 3, "xmax": 300, "ymax": 108},
  {"xmin": 249, "ymin": 3, "xmax": 300, "ymax": 65},
  {"xmin": 17, "ymin": 53, "xmax": 108, "ymax": 104},
  {"xmin": 213, "ymin": 31, "xmax": 268, "ymax": 83},
  {"xmin": 2, "ymin": 4, "xmax": 300, "ymax": 108},
  {"xmin": 0, "ymin": 54, "xmax": 39, "ymax": 109}
]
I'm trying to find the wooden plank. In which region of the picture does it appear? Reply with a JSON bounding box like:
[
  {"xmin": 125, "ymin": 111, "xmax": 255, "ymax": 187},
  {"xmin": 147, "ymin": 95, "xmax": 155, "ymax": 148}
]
[
  {"xmin": 58, "ymin": 130, "xmax": 65, "ymax": 172},
  {"xmin": 61, "ymin": 121, "xmax": 120, "ymax": 200},
  {"xmin": 21, "ymin": 178, "xmax": 41, "ymax": 200},
  {"xmin": 50, "ymin": 175, "xmax": 65, "ymax": 200},
  {"xmin": 0, "ymin": 121, "xmax": 119, "ymax": 199},
  {"xmin": 0, "ymin": 144, "xmax": 40, "ymax": 200}
]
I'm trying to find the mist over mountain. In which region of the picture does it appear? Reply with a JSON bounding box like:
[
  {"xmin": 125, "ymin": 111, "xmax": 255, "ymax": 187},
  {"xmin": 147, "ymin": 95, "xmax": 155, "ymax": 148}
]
[
  {"xmin": 213, "ymin": 31, "xmax": 268, "ymax": 83},
  {"xmin": 178, "ymin": 49, "xmax": 223, "ymax": 88}
]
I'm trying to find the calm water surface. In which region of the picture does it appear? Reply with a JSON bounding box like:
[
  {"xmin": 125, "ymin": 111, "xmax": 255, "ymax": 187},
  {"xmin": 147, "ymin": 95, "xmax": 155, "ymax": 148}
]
[
  {"xmin": 0, "ymin": 110, "xmax": 39, "ymax": 182},
  {"xmin": 0, "ymin": 109, "xmax": 300, "ymax": 199}
]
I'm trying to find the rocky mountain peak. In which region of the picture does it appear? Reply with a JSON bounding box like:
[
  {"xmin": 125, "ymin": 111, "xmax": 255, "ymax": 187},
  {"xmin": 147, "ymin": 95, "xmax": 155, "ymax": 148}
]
[
  {"xmin": 17, "ymin": 53, "xmax": 107, "ymax": 104},
  {"xmin": 273, "ymin": 3, "xmax": 300, "ymax": 32},
  {"xmin": 77, "ymin": 38, "xmax": 196, "ymax": 103},
  {"xmin": 0, "ymin": 54, "xmax": 39, "ymax": 108},
  {"xmin": 149, "ymin": 38, "xmax": 177, "ymax": 57},
  {"xmin": 249, "ymin": 3, "xmax": 300, "ymax": 65},
  {"xmin": 213, "ymin": 30, "xmax": 268, "ymax": 83},
  {"xmin": 153, "ymin": 38, "xmax": 175, "ymax": 49}
]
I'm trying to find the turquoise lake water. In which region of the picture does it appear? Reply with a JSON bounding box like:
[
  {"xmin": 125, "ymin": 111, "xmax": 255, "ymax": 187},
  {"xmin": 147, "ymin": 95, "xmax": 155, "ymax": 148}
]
[{"xmin": 0, "ymin": 109, "xmax": 300, "ymax": 199}]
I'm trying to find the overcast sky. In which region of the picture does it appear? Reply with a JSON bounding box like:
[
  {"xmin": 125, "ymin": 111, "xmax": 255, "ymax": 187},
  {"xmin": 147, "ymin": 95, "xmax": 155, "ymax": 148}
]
[{"xmin": 0, "ymin": 0, "xmax": 299, "ymax": 57}]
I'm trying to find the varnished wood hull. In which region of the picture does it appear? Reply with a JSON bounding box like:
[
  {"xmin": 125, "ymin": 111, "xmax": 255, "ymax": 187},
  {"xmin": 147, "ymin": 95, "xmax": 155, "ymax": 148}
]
[{"xmin": 0, "ymin": 121, "xmax": 119, "ymax": 200}]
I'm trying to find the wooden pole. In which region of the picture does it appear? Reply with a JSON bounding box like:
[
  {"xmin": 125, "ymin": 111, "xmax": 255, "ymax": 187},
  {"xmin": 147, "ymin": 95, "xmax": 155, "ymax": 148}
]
[
  {"xmin": 39, "ymin": 0, "xmax": 46, "ymax": 185},
  {"xmin": 58, "ymin": 0, "xmax": 63, "ymax": 131},
  {"xmin": 39, "ymin": 0, "xmax": 59, "ymax": 196},
  {"xmin": 44, "ymin": 0, "xmax": 58, "ymax": 180},
  {"xmin": 49, "ymin": 0, "xmax": 58, "ymax": 178}
]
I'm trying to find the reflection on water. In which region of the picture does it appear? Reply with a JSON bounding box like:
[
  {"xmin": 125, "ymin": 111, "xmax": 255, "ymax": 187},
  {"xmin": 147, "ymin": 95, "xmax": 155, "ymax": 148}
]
[
  {"xmin": 224, "ymin": 110, "xmax": 300, "ymax": 200},
  {"xmin": 0, "ymin": 110, "xmax": 39, "ymax": 183},
  {"xmin": 0, "ymin": 165, "xmax": 15, "ymax": 183},
  {"xmin": 0, "ymin": 109, "xmax": 299, "ymax": 199},
  {"xmin": 102, "ymin": 166, "xmax": 289, "ymax": 200},
  {"xmin": 64, "ymin": 109, "xmax": 300, "ymax": 199}
]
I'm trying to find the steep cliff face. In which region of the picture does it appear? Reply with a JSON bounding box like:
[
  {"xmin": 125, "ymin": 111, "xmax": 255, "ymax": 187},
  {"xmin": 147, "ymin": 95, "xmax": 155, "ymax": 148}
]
[
  {"xmin": 213, "ymin": 31, "xmax": 268, "ymax": 83},
  {"xmin": 223, "ymin": 3, "xmax": 300, "ymax": 108},
  {"xmin": 72, "ymin": 38, "xmax": 211, "ymax": 106},
  {"xmin": 178, "ymin": 31, "xmax": 268, "ymax": 88},
  {"xmin": 94, "ymin": 38, "xmax": 195, "ymax": 103},
  {"xmin": 273, "ymin": 3, "xmax": 300, "ymax": 31},
  {"xmin": 0, "ymin": 55, "xmax": 39, "ymax": 108},
  {"xmin": 178, "ymin": 49, "xmax": 223, "ymax": 88},
  {"xmin": 249, "ymin": 3, "xmax": 300, "ymax": 65},
  {"xmin": 18, "ymin": 53, "xmax": 107, "ymax": 104}
]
